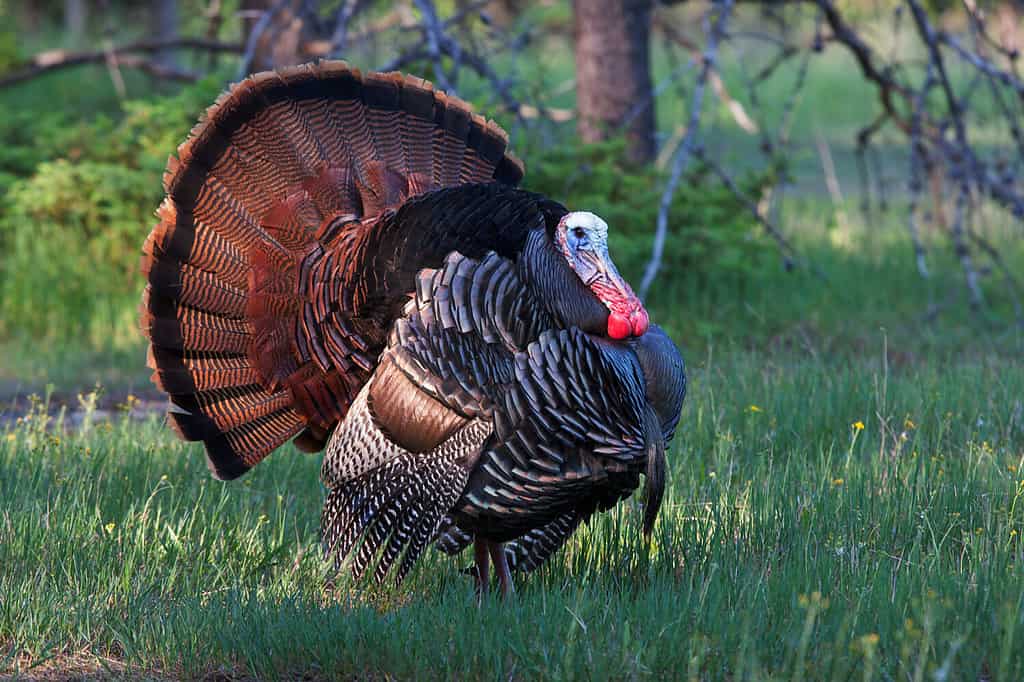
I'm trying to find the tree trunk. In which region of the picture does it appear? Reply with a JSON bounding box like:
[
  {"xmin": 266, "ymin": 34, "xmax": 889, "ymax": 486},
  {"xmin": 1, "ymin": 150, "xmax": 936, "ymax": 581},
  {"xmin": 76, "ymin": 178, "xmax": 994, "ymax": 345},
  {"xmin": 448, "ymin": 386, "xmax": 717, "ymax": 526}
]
[
  {"xmin": 573, "ymin": 0, "xmax": 656, "ymax": 164},
  {"xmin": 241, "ymin": 0, "xmax": 308, "ymax": 74},
  {"xmin": 150, "ymin": 0, "xmax": 179, "ymax": 69},
  {"xmin": 65, "ymin": 0, "xmax": 87, "ymax": 44}
]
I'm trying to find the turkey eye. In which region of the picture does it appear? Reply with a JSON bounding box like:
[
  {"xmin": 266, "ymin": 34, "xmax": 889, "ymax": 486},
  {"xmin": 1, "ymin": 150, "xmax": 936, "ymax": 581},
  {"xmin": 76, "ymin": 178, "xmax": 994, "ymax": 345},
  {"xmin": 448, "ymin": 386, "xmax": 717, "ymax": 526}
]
[{"xmin": 572, "ymin": 227, "xmax": 586, "ymax": 240}]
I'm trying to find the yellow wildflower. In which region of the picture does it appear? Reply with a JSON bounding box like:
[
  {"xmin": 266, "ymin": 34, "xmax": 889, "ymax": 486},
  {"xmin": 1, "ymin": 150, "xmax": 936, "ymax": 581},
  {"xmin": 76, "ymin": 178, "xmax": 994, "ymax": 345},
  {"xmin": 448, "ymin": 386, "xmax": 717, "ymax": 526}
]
[
  {"xmin": 748, "ymin": 405, "xmax": 762, "ymax": 413},
  {"xmin": 904, "ymin": 418, "xmax": 916, "ymax": 430},
  {"xmin": 852, "ymin": 421, "xmax": 865, "ymax": 431},
  {"xmin": 104, "ymin": 522, "xmax": 116, "ymax": 534},
  {"xmin": 832, "ymin": 478, "xmax": 844, "ymax": 486}
]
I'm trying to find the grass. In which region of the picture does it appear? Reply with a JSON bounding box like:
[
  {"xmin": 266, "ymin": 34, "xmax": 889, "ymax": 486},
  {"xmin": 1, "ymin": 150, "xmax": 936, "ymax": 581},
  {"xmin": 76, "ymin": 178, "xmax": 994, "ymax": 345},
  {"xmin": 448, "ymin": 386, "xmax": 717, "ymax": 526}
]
[{"xmin": 2, "ymin": 320, "xmax": 1023, "ymax": 679}]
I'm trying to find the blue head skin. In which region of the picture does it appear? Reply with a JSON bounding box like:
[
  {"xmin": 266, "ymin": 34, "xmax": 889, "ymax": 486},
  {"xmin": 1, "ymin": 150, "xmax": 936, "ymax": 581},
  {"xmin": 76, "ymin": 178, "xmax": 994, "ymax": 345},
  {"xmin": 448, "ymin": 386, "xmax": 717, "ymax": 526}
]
[{"xmin": 554, "ymin": 211, "xmax": 649, "ymax": 339}]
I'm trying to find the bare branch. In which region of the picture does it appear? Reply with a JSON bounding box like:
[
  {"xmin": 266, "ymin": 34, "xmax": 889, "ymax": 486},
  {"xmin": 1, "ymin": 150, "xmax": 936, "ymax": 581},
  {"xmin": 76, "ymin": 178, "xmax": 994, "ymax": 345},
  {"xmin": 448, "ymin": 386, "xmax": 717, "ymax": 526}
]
[
  {"xmin": 696, "ymin": 148, "xmax": 804, "ymax": 272},
  {"xmin": 640, "ymin": 0, "xmax": 735, "ymax": 300},
  {"xmin": 1, "ymin": 39, "xmax": 240, "ymax": 89},
  {"xmin": 329, "ymin": 0, "xmax": 373, "ymax": 56},
  {"xmin": 412, "ymin": 0, "xmax": 455, "ymax": 94},
  {"xmin": 237, "ymin": 0, "xmax": 289, "ymax": 79}
]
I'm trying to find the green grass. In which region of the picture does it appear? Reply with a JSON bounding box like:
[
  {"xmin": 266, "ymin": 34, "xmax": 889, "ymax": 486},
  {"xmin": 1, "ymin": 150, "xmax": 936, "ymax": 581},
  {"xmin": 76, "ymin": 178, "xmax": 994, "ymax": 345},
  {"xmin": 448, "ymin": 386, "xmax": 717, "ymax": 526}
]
[{"xmin": 2, "ymin": 330, "xmax": 1023, "ymax": 679}]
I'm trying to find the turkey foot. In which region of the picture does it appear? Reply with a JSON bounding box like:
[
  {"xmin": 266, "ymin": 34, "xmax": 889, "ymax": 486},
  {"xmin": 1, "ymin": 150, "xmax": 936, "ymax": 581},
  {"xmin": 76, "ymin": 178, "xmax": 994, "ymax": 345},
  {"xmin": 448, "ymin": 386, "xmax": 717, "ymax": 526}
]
[
  {"xmin": 488, "ymin": 540, "xmax": 515, "ymax": 599},
  {"xmin": 472, "ymin": 536, "xmax": 490, "ymax": 599},
  {"xmin": 470, "ymin": 537, "xmax": 514, "ymax": 600}
]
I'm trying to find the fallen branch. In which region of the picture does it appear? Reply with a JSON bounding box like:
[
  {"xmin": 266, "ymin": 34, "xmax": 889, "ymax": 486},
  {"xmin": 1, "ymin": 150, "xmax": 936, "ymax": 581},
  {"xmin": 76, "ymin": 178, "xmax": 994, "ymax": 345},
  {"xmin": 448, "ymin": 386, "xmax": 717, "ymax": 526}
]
[{"xmin": 0, "ymin": 38, "xmax": 241, "ymax": 89}]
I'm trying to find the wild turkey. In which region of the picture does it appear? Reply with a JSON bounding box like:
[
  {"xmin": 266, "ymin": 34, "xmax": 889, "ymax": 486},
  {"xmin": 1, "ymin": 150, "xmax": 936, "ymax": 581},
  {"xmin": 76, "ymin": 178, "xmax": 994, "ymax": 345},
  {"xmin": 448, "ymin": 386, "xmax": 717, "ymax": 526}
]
[{"xmin": 140, "ymin": 61, "xmax": 686, "ymax": 596}]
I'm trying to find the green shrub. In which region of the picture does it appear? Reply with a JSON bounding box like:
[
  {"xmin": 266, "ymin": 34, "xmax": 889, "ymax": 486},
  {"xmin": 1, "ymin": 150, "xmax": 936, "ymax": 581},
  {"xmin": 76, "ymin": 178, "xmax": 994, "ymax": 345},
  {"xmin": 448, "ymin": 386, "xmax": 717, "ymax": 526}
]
[
  {"xmin": 0, "ymin": 159, "xmax": 154, "ymax": 345},
  {"xmin": 0, "ymin": 76, "xmax": 224, "ymax": 346}
]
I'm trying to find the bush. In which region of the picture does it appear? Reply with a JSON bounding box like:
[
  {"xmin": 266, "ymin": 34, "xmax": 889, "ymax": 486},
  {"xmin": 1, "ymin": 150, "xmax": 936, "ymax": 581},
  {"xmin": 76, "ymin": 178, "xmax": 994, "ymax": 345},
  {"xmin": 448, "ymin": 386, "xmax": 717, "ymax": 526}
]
[{"xmin": 0, "ymin": 76, "xmax": 223, "ymax": 346}]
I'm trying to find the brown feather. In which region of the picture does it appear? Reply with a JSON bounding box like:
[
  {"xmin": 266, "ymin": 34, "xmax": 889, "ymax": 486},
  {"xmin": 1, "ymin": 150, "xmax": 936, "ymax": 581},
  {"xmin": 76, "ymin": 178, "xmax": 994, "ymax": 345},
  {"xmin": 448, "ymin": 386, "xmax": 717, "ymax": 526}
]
[
  {"xmin": 141, "ymin": 60, "xmax": 524, "ymax": 477},
  {"xmin": 367, "ymin": 358, "xmax": 468, "ymax": 453}
]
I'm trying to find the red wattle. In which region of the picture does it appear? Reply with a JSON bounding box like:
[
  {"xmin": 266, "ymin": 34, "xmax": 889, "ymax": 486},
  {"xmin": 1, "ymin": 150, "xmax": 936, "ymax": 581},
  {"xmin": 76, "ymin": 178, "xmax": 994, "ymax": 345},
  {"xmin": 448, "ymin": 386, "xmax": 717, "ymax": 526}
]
[
  {"xmin": 607, "ymin": 312, "xmax": 632, "ymax": 340},
  {"xmin": 631, "ymin": 308, "xmax": 650, "ymax": 336}
]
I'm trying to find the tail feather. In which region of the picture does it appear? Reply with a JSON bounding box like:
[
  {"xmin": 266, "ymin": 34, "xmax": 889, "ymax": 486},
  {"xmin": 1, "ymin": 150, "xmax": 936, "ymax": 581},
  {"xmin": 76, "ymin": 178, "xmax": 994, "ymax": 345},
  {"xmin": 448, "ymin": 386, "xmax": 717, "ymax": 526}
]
[
  {"xmin": 200, "ymin": 409, "xmax": 305, "ymax": 479},
  {"xmin": 207, "ymin": 147, "xmax": 282, "ymax": 218},
  {"xmin": 301, "ymin": 165, "xmax": 360, "ymax": 218},
  {"xmin": 350, "ymin": 482, "xmax": 413, "ymax": 578},
  {"xmin": 439, "ymin": 510, "xmax": 587, "ymax": 575},
  {"xmin": 142, "ymin": 60, "xmax": 524, "ymax": 478},
  {"xmin": 147, "ymin": 346, "xmax": 256, "ymax": 394},
  {"xmin": 362, "ymin": 74, "xmax": 405, "ymax": 174},
  {"xmin": 642, "ymin": 409, "xmax": 667, "ymax": 536},
  {"xmin": 145, "ymin": 200, "xmax": 249, "ymax": 287},
  {"xmin": 393, "ymin": 495, "xmax": 454, "ymax": 585},
  {"xmin": 506, "ymin": 510, "xmax": 586, "ymax": 573},
  {"xmin": 322, "ymin": 452, "xmax": 469, "ymax": 586},
  {"xmin": 325, "ymin": 467, "xmax": 409, "ymax": 566},
  {"xmin": 399, "ymin": 76, "xmax": 438, "ymax": 194},
  {"xmin": 434, "ymin": 92, "xmax": 470, "ymax": 188},
  {"xmin": 143, "ymin": 260, "xmax": 248, "ymax": 317},
  {"xmin": 375, "ymin": 496, "xmax": 426, "ymax": 583},
  {"xmin": 141, "ymin": 305, "xmax": 250, "ymax": 354}
]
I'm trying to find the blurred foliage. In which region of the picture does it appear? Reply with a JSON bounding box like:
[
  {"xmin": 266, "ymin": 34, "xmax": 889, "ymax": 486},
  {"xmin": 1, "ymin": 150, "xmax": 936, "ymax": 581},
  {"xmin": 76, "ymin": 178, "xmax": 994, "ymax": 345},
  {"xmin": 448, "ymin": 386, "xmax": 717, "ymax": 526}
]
[
  {"xmin": 0, "ymin": 1, "xmax": 18, "ymax": 73},
  {"xmin": 0, "ymin": 77, "xmax": 223, "ymax": 346}
]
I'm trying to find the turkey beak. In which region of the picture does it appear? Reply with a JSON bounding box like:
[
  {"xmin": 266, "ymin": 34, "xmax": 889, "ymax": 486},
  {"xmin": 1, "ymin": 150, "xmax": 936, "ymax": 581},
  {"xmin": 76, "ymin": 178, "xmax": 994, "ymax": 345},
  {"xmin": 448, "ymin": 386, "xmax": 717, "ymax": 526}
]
[{"xmin": 578, "ymin": 248, "xmax": 649, "ymax": 340}]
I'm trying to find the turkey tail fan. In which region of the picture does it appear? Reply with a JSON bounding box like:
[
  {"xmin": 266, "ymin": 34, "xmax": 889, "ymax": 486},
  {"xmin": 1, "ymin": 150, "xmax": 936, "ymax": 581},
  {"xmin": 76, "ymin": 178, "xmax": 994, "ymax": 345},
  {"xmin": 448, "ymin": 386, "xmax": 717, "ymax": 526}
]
[
  {"xmin": 321, "ymin": 451, "xmax": 470, "ymax": 586},
  {"xmin": 140, "ymin": 61, "xmax": 524, "ymax": 479}
]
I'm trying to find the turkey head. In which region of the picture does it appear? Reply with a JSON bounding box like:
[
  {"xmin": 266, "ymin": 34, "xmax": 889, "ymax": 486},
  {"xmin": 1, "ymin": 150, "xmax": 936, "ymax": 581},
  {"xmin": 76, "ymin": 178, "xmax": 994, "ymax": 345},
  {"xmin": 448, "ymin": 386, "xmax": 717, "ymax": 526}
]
[{"xmin": 521, "ymin": 210, "xmax": 649, "ymax": 340}]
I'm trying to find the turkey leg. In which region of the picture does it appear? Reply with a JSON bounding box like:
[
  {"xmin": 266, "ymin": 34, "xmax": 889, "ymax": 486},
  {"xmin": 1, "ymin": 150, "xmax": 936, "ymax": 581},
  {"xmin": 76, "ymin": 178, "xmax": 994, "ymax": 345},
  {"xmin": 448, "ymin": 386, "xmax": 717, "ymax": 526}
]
[
  {"xmin": 472, "ymin": 536, "xmax": 490, "ymax": 596},
  {"xmin": 488, "ymin": 540, "xmax": 515, "ymax": 599}
]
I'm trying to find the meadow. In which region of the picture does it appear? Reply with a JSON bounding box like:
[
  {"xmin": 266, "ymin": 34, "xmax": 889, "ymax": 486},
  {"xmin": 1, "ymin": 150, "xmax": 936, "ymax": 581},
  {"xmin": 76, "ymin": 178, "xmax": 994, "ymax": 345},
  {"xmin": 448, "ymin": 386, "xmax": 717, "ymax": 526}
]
[{"xmin": 2, "ymin": 6, "xmax": 1024, "ymax": 679}]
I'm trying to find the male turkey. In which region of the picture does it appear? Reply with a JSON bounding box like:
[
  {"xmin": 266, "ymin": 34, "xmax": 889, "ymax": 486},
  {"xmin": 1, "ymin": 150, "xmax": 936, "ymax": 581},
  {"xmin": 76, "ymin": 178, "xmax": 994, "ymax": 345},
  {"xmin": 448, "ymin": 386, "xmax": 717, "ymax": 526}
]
[{"xmin": 140, "ymin": 61, "xmax": 686, "ymax": 596}]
